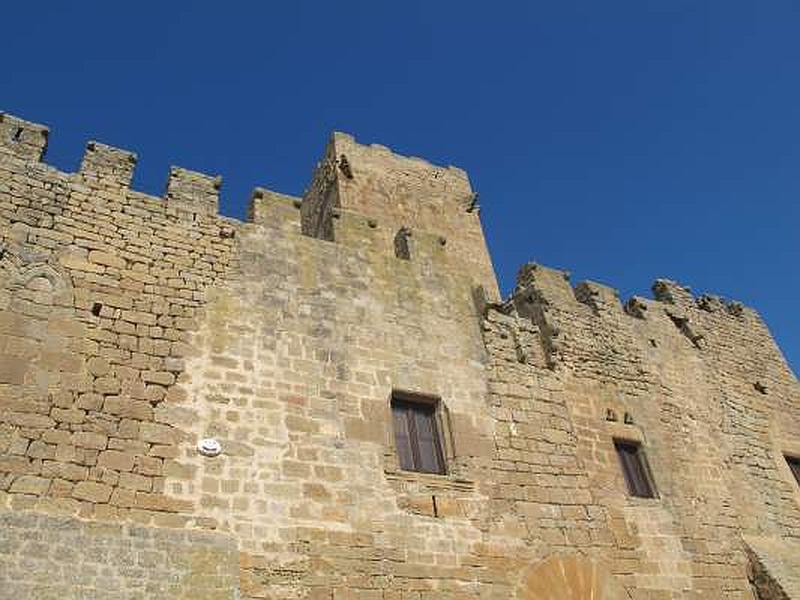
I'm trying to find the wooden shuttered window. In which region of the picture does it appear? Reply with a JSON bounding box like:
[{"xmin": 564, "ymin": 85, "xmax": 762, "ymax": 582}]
[
  {"xmin": 787, "ymin": 455, "xmax": 800, "ymax": 487},
  {"xmin": 614, "ymin": 440, "xmax": 657, "ymax": 498},
  {"xmin": 391, "ymin": 396, "xmax": 446, "ymax": 475}
]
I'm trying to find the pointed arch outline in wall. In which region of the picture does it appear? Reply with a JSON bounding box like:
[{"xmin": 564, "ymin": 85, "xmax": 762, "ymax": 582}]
[
  {"xmin": 1, "ymin": 251, "xmax": 75, "ymax": 309},
  {"xmin": 516, "ymin": 554, "xmax": 631, "ymax": 600},
  {"xmin": 14, "ymin": 263, "xmax": 72, "ymax": 293}
]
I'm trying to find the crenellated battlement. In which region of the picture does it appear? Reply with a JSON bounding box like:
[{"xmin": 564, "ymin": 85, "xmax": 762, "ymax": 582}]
[
  {"xmin": 511, "ymin": 261, "xmax": 752, "ymax": 320},
  {"xmin": 79, "ymin": 141, "xmax": 137, "ymax": 187},
  {"xmin": 0, "ymin": 113, "xmax": 49, "ymax": 161},
  {"xmin": 165, "ymin": 167, "xmax": 222, "ymax": 217},
  {"xmin": 0, "ymin": 110, "xmax": 771, "ymax": 322},
  {"xmin": 0, "ymin": 109, "xmax": 500, "ymax": 307},
  {"xmin": 484, "ymin": 260, "xmax": 776, "ymax": 374},
  {"xmin": 0, "ymin": 113, "xmax": 240, "ymax": 222},
  {"xmin": 247, "ymin": 187, "xmax": 301, "ymax": 232},
  {"xmin": 328, "ymin": 130, "xmax": 479, "ymax": 227},
  {"xmin": 0, "ymin": 112, "xmax": 490, "ymax": 256}
]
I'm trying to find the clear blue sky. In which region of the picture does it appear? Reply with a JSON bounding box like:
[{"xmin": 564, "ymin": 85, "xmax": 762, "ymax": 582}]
[{"xmin": 3, "ymin": 1, "xmax": 798, "ymax": 375}]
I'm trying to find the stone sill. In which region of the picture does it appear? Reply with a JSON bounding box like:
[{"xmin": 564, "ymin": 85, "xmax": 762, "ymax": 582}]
[
  {"xmin": 623, "ymin": 495, "xmax": 663, "ymax": 507},
  {"xmin": 383, "ymin": 468, "xmax": 475, "ymax": 493}
]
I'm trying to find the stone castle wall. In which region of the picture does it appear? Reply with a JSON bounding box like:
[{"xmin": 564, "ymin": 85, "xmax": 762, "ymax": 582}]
[{"xmin": 1, "ymin": 111, "xmax": 799, "ymax": 599}]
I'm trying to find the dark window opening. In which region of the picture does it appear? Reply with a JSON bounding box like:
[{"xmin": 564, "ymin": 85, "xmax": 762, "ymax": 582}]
[
  {"xmin": 13, "ymin": 127, "xmax": 24, "ymax": 142},
  {"xmin": 391, "ymin": 393, "xmax": 445, "ymax": 475},
  {"xmin": 614, "ymin": 439, "xmax": 657, "ymax": 498},
  {"xmin": 787, "ymin": 455, "xmax": 800, "ymax": 487},
  {"xmin": 91, "ymin": 302, "xmax": 103, "ymax": 317},
  {"xmin": 338, "ymin": 154, "xmax": 353, "ymax": 179},
  {"xmin": 394, "ymin": 227, "xmax": 411, "ymax": 260}
]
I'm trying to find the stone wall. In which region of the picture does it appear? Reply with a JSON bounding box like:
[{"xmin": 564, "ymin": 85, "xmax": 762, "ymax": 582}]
[
  {"xmin": 172, "ymin": 128, "xmax": 508, "ymax": 598},
  {"xmin": 479, "ymin": 263, "xmax": 800, "ymax": 598},
  {"xmin": 0, "ymin": 510, "xmax": 238, "ymax": 599},
  {"xmin": 1, "ymin": 110, "xmax": 799, "ymax": 599},
  {"xmin": 0, "ymin": 113, "xmax": 237, "ymax": 530}
]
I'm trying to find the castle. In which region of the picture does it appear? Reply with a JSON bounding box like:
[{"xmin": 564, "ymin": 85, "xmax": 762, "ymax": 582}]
[{"xmin": 1, "ymin": 110, "xmax": 799, "ymax": 599}]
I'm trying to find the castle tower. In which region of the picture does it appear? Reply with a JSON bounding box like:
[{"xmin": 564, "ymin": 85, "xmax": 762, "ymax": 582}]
[{"xmin": 300, "ymin": 132, "xmax": 500, "ymax": 301}]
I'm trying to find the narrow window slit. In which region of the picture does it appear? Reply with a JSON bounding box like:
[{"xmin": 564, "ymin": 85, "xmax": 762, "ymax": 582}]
[
  {"xmin": 614, "ymin": 439, "xmax": 657, "ymax": 498},
  {"xmin": 786, "ymin": 455, "xmax": 800, "ymax": 487},
  {"xmin": 394, "ymin": 227, "xmax": 412, "ymax": 260},
  {"xmin": 91, "ymin": 302, "xmax": 103, "ymax": 317}
]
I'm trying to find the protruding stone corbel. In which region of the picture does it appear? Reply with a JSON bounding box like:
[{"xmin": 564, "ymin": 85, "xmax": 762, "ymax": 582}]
[
  {"xmin": 574, "ymin": 281, "xmax": 621, "ymax": 314},
  {"xmin": 338, "ymin": 154, "xmax": 353, "ymax": 179},
  {"xmin": 653, "ymin": 279, "xmax": 694, "ymax": 306},
  {"xmin": 666, "ymin": 308, "xmax": 705, "ymax": 349},
  {"xmin": 625, "ymin": 296, "xmax": 648, "ymax": 319},
  {"xmin": 465, "ymin": 192, "xmax": 479, "ymax": 213},
  {"xmin": 726, "ymin": 301, "xmax": 744, "ymax": 317},
  {"xmin": 697, "ymin": 294, "xmax": 724, "ymax": 313}
]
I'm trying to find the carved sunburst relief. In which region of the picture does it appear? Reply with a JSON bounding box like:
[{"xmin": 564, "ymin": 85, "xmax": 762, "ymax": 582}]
[{"xmin": 518, "ymin": 555, "xmax": 629, "ymax": 600}]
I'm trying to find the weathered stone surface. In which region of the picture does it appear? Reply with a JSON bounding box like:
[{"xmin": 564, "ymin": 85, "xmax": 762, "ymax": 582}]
[
  {"xmin": 41, "ymin": 460, "xmax": 89, "ymax": 482},
  {"xmin": 9, "ymin": 475, "xmax": 50, "ymax": 495},
  {"xmin": 0, "ymin": 111, "xmax": 798, "ymax": 600},
  {"xmin": 0, "ymin": 510, "xmax": 238, "ymax": 599},
  {"xmin": 0, "ymin": 355, "xmax": 26, "ymax": 384},
  {"xmin": 72, "ymin": 481, "xmax": 113, "ymax": 503},
  {"xmin": 97, "ymin": 450, "xmax": 135, "ymax": 472},
  {"xmin": 72, "ymin": 431, "xmax": 108, "ymax": 450}
]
